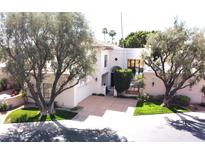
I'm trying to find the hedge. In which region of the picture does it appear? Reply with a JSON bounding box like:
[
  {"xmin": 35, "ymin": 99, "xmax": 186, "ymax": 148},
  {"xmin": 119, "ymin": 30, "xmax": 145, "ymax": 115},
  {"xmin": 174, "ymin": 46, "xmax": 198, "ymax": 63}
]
[{"xmin": 114, "ymin": 69, "xmax": 133, "ymax": 94}]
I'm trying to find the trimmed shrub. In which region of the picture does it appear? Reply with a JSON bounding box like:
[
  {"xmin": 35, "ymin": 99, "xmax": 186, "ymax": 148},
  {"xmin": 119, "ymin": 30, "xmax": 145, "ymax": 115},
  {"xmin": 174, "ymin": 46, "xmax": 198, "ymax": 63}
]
[
  {"xmin": 114, "ymin": 69, "xmax": 133, "ymax": 95},
  {"xmin": 0, "ymin": 101, "xmax": 8, "ymax": 112},
  {"xmin": 147, "ymin": 94, "xmax": 190, "ymax": 107},
  {"xmin": 92, "ymin": 93, "xmax": 105, "ymax": 96},
  {"xmin": 0, "ymin": 78, "xmax": 8, "ymax": 91},
  {"xmin": 117, "ymin": 95, "xmax": 137, "ymax": 99},
  {"xmin": 173, "ymin": 95, "xmax": 190, "ymax": 108},
  {"xmin": 149, "ymin": 95, "xmax": 164, "ymax": 105}
]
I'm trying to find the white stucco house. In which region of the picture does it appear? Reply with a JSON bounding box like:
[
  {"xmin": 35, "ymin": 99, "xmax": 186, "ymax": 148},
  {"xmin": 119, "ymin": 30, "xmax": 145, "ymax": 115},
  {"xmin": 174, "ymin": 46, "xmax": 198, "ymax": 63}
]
[
  {"xmin": 35, "ymin": 41, "xmax": 205, "ymax": 108},
  {"xmin": 54, "ymin": 41, "xmax": 145, "ymax": 108},
  {"xmin": 0, "ymin": 41, "xmax": 204, "ymax": 108}
]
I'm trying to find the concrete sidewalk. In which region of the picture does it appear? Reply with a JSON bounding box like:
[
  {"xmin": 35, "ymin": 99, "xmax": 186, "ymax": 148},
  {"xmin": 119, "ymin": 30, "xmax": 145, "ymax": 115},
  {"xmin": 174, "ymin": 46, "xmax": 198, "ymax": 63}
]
[{"xmin": 0, "ymin": 111, "xmax": 205, "ymax": 142}]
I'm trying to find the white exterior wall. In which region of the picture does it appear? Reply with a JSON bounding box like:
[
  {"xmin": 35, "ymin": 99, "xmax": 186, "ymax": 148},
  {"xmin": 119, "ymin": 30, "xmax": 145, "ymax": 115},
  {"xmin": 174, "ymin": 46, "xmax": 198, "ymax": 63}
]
[
  {"xmin": 108, "ymin": 47, "xmax": 144, "ymax": 86},
  {"xmin": 57, "ymin": 48, "xmax": 110, "ymax": 108},
  {"xmin": 176, "ymin": 80, "xmax": 204, "ymax": 103},
  {"xmin": 144, "ymin": 71, "xmax": 204, "ymax": 104},
  {"xmin": 55, "ymin": 87, "xmax": 75, "ymax": 108},
  {"xmin": 109, "ymin": 48, "xmax": 125, "ymax": 69},
  {"xmin": 101, "ymin": 50, "xmax": 109, "ymax": 75},
  {"xmin": 74, "ymin": 78, "xmax": 95, "ymax": 106},
  {"xmin": 144, "ymin": 72, "xmax": 166, "ymax": 95}
]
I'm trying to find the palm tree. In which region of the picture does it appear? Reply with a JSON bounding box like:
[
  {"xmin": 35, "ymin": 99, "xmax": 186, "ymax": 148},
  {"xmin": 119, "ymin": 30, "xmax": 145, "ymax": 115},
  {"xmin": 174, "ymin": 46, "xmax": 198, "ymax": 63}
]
[
  {"xmin": 102, "ymin": 27, "xmax": 108, "ymax": 43},
  {"xmin": 109, "ymin": 30, "xmax": 116, "ymax": 44}
]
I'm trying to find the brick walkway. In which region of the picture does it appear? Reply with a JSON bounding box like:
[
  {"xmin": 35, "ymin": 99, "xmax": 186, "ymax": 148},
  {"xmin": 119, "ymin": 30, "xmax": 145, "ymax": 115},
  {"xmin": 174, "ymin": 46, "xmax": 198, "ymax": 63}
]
[{"xmin": 73, "ymin": 96, "xmax": 137, "ymax": 121}]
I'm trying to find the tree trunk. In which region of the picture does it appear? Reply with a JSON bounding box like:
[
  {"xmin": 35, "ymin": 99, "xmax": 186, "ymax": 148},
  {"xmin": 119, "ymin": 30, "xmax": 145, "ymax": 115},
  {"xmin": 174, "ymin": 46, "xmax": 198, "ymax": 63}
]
[
  {"xmin": 39, "ymin": 106, "xmax": 48, "ymax": 116},
  {"xmin": 162, "ymin": 96, "xmax": 172, "ymax": 107},
  {"xmin": 48, "ymin": 102, "xmax": 56, "ymax": 115},
  {"xmin": 161, "ymin": 89, "xmax": 173, "ymax": 107}
]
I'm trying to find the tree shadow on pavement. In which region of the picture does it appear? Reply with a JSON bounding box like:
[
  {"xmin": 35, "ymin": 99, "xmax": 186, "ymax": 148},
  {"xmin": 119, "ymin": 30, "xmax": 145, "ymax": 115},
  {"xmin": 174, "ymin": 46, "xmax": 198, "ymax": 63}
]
[
  {"xmin": 0, "ymin": 121, "xmax": 127, "ymax": 142},
  {"xmin": 165, "ymin": 113, "xmax": 205, "ymax": 140}
]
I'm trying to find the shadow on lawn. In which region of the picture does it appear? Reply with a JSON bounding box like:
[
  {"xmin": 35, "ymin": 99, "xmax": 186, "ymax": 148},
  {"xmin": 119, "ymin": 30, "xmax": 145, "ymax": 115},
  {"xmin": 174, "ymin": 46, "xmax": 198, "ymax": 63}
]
[
  {"xmin": 165, "ymin": 113, "xmax": 205, "ymax": 140},
  {"xmin": 0, "ymin": 121, "xmax": 127, "ymax": 142}
]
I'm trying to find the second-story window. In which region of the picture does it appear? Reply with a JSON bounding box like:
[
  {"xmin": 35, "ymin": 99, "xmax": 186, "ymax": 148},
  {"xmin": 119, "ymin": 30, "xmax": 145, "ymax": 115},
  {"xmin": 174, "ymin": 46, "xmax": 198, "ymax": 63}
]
[{"xmin": 104, "ymin": 55, "xmax": 108, "ymax": 67}]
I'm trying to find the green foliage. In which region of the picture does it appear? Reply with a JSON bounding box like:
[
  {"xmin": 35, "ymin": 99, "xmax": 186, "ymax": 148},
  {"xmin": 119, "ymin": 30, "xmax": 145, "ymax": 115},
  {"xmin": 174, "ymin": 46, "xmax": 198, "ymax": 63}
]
[
  {"xmin": 134, "ymin": 101, "xmax": 188, "ymax": 116},
  {"xmin": 4, "ymin": 108, "xmax": 77, "ymax": 123},
  {"xmin": 102, "ymin": 28, "xmax": 108, "ymax": 34},
  {"xmin": 172, "ymin": 95, "xmax": 190, "ymax": 108},
  {"xmin": 148, "ymin": 95, "xmax": 164, "ymax": 105},
  {"xmin": 133, "ymin": 74, "xmax": 144, "ymax": 89},
  {"xmin": 143, "ymin": 19, "xmax": 205, "ymax": 106},
  {"xmin": 119, "ymin": 31, "xmax": 155, "ymax": 48},
  {"xmin": 146, "ymin": 95, "xmax": 190, "ymax": 107},
  {"xmin": 19, "ymin": 89, "xmax": 26, "ymax": 97},
  {"xmin": 0, "ymin": 78, "xmax": 8, "ymax": 91},
  {"xmin": 0, "ymin": 101, "xmax": 8, "ymax": 112},
  {"xmin": 109, "ymin": 30, "xmax": 116, "ymax": 43},
  {"xmin": 0, "ymin": 12, "xmax": 96, "ymax": 112},
  {"xmin": 114, "ymin": 69, "xmax": 133, "ymax": 94},
  {"xmin": 102, "ymin": 27, "xmax": 108, "ymax": 42}
]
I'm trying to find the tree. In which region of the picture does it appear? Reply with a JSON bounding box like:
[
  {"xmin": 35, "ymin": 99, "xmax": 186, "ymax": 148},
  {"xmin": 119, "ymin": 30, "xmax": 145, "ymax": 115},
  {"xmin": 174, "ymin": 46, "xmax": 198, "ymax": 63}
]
[
  {"xmin": 119, "ymin": 31, "xmax": 155, "ymax": 48},
  {"xmin": 143, "ymin": 20, "xmax": 205, "ymax": 107},
  {"xmin": 102, "ymin": 27, "xmax": 108, "ymax": 43},
  {"xmin": 0, "ymin": 13, "xmax": 96, "ymax": 115},
  {"xmin": 114, "ymin": 69, "xmax": 133, "ymax": 96},
  {"xmin": 109, "ymin": 30, "xmax": 116, "ymax": 44}
]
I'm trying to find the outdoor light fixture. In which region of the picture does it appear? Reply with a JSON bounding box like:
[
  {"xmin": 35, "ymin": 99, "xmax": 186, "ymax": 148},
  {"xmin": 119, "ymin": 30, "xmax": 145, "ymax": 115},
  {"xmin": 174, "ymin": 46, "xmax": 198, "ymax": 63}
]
[
  {"xmin": 152, "ymin": 81, "xmax": 155, "ymax": 87},
  {"xmin": 152, "ymin": 77, "xmax": 155, "ymax": 87},
  {"xmin": 95, "ymin": 77, "xmax": 98, "ymax": 82}
]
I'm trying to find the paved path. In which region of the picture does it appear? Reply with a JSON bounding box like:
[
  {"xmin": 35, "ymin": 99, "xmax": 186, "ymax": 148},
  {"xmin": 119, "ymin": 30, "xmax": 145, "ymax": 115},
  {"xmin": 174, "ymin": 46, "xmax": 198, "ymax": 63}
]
[{"xmin": 72, "ymin": 95, "xmax": 136, "ymax": 121}]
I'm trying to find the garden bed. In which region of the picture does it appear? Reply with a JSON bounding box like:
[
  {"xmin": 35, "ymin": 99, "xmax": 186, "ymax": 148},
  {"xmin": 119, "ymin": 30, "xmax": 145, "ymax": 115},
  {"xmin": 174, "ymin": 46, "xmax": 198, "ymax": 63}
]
[
  {"xmin": 4, "ymin": 107, "xmax": 78, "ymax": 124},
  {"xmin": 134, "ymin": 101, "xmax": 188, "ymax": 116}
]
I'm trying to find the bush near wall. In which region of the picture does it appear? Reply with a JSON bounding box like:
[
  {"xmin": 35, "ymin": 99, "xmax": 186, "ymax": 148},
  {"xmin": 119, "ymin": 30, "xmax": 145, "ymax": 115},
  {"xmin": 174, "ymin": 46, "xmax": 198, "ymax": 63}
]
[
  {"xmin": 144, "ymin": 94, "xmax": 190, "ymax": 108},
  {"xmin": 172, "ymin": 95, "xmax": 191, "ymax": 108},
  {"xmin": 0, "ymin": 101, "xmax": 8, "ymax": 112},
  {"xmin": 114, "ymin": 69, "xmax": 133, "ymax": 95}
]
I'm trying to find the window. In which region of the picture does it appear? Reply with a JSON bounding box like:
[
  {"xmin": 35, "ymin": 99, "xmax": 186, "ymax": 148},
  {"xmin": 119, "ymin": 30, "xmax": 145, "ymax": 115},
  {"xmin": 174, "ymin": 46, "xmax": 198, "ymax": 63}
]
[
  {"xmin": 104, "ymin": 55, "xmax": 108, "ymax": 67},
  {"xmin": 43, "ymin": 83, "xmax": 52, "ymax": 99},
  {"xmin": 128, "ymin": 59, "xmax": 143, "ymax": 68}
]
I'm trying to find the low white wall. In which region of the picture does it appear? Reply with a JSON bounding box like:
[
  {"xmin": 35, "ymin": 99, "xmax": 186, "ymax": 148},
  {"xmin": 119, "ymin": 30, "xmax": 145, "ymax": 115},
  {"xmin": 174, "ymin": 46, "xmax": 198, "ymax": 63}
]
[
  {"xmin": 5, "ymin": 94, "xmax": 25, "ymax": 108},
  {"xmin": 74, "ymin": 79, "xmax": 95, "ymax": 106},
  {"xmin": 55, "ymin": 87, "xmax": 75, "ymax": 108}
]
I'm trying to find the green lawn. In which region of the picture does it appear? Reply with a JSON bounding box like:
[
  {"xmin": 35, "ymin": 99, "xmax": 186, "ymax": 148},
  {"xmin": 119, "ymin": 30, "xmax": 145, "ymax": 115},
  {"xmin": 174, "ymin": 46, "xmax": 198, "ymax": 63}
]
[
  {"xmin": 134, "ymin": 101, "xmax": 188, "ymax": 116},
  {"xmin": 4, "ymin": 107, "xmax": 77, "ymax": 124}
]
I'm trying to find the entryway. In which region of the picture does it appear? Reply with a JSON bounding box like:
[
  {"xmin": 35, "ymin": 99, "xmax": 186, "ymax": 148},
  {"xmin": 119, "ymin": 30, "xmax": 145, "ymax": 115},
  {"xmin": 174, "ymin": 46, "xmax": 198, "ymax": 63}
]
[{"xmin": 72, "ymin": 95, "xmax": 136, "ymax": 121}]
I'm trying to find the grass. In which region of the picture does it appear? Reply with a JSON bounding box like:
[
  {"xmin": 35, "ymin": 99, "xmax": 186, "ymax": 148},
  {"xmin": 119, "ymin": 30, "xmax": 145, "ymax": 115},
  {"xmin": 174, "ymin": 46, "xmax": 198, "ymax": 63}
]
[
  {"xmin": 4, "ymin": 107, "xmax": 77, "ymax": 124},
  {"xmin": 134, "ymin": 101, "xmax": 188, "ymax": 116}
]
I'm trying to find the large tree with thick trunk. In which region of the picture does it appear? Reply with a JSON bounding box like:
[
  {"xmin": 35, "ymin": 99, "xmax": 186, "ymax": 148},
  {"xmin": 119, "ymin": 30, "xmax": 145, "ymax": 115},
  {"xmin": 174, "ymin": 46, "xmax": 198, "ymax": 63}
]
[
  {"xmin": 143, "ymin": 20, "xmax": 205, "ymax": 107},
  {"xmin": 0, "ymin": 12, "xmax": 96, "ymax": 115}
]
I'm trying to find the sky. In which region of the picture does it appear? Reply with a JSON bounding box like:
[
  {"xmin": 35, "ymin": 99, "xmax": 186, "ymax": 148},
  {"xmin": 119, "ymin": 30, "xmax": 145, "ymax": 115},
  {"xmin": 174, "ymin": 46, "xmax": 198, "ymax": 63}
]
[
  {"xmin": 82, "ymin": 0, "xmax": 205, "ymax": 43},
  {"xmin": 0, "ymin": 0, "xmax": 205, "ymax": 43}
]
